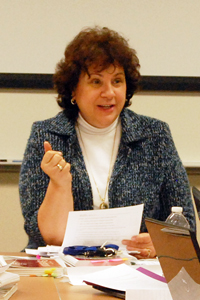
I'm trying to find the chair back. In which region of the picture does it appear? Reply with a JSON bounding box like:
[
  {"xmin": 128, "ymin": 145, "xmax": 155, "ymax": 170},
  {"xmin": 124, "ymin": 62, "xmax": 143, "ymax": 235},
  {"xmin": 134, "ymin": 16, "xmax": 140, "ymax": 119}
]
[{"xmin": 192, "ymin": 186, "xmax": 200, "ymax": 219}]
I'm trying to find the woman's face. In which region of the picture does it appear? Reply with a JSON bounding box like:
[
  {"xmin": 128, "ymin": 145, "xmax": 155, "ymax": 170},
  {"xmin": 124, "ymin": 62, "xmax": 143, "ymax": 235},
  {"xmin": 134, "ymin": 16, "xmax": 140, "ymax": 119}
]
[{"xmin": 73, "ymin": 64, "xmax": 127, "ymax": 128}]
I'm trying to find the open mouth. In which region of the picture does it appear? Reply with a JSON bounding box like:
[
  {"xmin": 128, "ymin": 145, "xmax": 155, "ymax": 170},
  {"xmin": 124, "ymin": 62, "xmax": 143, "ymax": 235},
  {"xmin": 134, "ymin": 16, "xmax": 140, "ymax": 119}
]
[{"xmin": 98, "ymin": 105, "xmax": 114, "ymax": 109}]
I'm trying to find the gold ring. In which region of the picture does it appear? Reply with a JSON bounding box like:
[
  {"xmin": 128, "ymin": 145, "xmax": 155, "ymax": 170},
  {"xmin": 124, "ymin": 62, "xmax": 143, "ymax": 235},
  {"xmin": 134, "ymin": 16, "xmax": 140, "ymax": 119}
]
[
  {"xmin": 57, "ymin": 163, "xmax": 63, "ymax": 171},
  {"xmin": 146, "ymin": 249, "xmax": 151, "ymax": 258}
]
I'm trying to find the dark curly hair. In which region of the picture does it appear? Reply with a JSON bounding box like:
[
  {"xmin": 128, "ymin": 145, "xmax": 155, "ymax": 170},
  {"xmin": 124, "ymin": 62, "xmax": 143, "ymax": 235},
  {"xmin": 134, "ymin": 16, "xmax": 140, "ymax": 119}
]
[{"xmin": 53, "ymin": 26, "xmax": 140, "ymax": 120}]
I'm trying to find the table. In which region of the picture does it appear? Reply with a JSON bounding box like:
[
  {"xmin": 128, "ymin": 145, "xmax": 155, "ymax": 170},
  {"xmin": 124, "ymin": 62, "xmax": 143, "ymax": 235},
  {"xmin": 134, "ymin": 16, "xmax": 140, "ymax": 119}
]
[
  {"xmin": 1, "ymin": 253, "xmax": 117, "ymax": 300},
  {"xmin": 10, "ymin": 277, "xmax": 117, "ymax": 300}
]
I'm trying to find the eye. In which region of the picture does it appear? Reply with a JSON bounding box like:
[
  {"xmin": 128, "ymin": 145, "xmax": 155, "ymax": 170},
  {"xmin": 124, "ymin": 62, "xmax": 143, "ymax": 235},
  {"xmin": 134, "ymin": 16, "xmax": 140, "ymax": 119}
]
[
  {"xmin": 114, "ymin": 78, "xmax": 121, "ymax": 83},
  {"xmin": 89, "ymin": 78, "xmax": 102, "ymax": 86},
  {"xmin": 113, "ymin": 77, "xmax": 124, "ymax": 85},
  {"xmin": 92, "ymin": 79, "xmax": 101, "ymax": 84}
]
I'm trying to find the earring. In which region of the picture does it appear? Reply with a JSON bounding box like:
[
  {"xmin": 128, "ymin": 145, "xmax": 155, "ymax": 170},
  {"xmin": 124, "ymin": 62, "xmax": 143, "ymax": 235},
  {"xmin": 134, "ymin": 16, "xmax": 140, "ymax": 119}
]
[
  {"xmin": 71, "ymin": 98, "xmax": 76, "ymax": 105},
  {"xmin": 125, "ymin": 98, "xmax": 131, "ymax": 106}
]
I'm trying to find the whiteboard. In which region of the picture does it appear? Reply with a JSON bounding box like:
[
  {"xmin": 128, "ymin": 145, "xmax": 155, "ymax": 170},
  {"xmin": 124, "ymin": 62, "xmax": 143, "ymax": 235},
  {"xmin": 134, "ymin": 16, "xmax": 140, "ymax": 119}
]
[
  {"xmin": 0, "ymin": 0, "xmax": 200, "ymax": 77},
  {"xmin": 0, "ymin": 91, "xmax": 200, "ymax": 166}
]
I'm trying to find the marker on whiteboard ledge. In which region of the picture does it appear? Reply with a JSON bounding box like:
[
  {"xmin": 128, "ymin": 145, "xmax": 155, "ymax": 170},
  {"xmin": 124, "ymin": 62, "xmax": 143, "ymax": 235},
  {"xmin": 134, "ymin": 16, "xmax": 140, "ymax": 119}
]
[{"xmin": 0, "ymin": 159, "xmax": 22, "ymax": 164}]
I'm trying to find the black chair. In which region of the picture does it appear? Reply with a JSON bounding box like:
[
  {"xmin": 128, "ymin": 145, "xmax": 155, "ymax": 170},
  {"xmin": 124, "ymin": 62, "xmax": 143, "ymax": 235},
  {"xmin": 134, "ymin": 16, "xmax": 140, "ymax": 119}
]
[{"xmin": 192, "ymin": 186, "xmax": 200, "ymax": 219}]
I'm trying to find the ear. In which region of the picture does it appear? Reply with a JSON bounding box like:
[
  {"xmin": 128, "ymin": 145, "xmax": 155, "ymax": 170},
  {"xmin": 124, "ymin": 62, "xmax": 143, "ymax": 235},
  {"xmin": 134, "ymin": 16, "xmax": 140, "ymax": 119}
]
[{"xmin": 72, "ymin": 90, "xmax": 76, "ymax": 98}]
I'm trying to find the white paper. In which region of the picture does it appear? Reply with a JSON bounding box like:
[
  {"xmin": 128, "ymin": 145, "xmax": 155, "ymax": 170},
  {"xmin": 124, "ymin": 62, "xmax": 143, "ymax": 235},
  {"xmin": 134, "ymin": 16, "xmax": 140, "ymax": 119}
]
[
  {"xmin": 126, "ymin": 289, "xmax": 172, "ymax": 300},
  {"xmin": 25, "ymin": 249, "xmax": 39, "ymax": 256},
  {"xmin": 0, "ymin": 272, "xmax": 20, "ymax": 288},
  {"xmin": 66, "ymin": 266, "xmax": 110, "ymax": 285},
  {"xmin": 82, "ymin": 264, "xmax": 170, "ymax": 292},
  {"xmin": 62, "ymin": 204, "xmax": 144, "ymax": 249},
  {"xmin": 0, "ymin": 256, "xmax": 8, "ymax": 274},
  {"xmin": 168, "ymin": 267, "xmax": 200, "ymax": 300},
  {"xmin": 0, "ymin": 265, "xmax": 9, "ymax": 274},
  {"xmin": 0, "ymin": 256, "xmax": 7, "ymax": 268},
  {"xmin": 26, "ymin": 245, "xmax": 62, "ymax": 257}
]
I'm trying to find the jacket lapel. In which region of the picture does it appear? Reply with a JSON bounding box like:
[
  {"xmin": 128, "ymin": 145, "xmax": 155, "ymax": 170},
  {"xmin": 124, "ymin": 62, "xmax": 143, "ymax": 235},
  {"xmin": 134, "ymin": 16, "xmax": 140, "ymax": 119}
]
[
  {"xmin": 48, "ymin": 112, "xmax": 93, "ymax": 210},
  {"xmin": 110, "ymin": 109, "xmax": 149, "ymax": 180}
]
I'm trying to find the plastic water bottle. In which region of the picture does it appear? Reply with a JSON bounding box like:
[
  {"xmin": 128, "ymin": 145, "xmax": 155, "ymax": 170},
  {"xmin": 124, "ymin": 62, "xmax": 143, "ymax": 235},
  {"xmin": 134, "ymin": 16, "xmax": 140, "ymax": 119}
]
[{"xmin": 165, "ymin": 207, "xmax": 190, "ymax": 228}]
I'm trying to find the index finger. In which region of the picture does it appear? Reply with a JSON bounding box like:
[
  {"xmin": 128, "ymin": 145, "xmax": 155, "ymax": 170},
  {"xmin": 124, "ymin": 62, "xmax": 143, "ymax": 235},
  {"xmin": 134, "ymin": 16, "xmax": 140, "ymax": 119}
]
[
  {"xmin": 44, "ymin": 141, "xmax": 62, "ymax": 156},
  {"xmin": 131, "ymin": 233, "xmax": 151, "ymax": 245},
  {"xmin": 44, "ymin": 141, "xmax": 52, "ymax": 153}
]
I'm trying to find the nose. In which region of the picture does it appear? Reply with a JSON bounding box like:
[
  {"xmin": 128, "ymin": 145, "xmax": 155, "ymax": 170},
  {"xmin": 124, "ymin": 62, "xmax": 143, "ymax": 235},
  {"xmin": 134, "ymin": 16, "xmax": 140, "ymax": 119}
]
[{"xmin": 100, "ymin": 83, "xmax": 115, "ymax": 99}]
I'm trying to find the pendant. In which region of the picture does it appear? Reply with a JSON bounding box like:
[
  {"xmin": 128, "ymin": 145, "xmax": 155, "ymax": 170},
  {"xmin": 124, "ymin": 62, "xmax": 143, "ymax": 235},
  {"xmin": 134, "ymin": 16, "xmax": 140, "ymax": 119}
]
[{"xmin": 99, "ymin": 202, "xmax": 108, "ymax": 209}]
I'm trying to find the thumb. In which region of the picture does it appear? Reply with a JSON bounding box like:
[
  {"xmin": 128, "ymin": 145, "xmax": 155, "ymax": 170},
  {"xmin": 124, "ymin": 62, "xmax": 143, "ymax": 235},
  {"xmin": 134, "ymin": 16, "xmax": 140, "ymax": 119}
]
[{"xmin": 44, "ymin": 141, "xmax": 52, "ymax": 153}]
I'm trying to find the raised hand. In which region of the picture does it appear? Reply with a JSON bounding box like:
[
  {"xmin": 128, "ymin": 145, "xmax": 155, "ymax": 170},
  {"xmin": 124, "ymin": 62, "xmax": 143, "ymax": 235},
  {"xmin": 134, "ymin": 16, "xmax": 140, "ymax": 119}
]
[{"xmin": 41, "ymin": 141, "xmax": 72, "ymax": 188}]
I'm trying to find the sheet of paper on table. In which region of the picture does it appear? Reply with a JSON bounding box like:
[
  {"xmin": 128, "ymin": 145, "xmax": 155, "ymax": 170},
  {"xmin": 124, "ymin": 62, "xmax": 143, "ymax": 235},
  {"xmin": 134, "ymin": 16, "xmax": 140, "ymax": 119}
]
[
  {"xmin": 82, "ymin": 264, "xmax": 172, "ymax": 300},
  {"xmin": 62, "ymin": 204, "xmax": 144, "ymax": 249},
  {"xmin": 66, "ymin": 260, "xmax": 162, "ymax": 286},
  {"xmin": 66, "ymin": 266, "xmax": 110, "ymax": 285},
  {"xmin": 126, "ymin": 289, "xmax": 172, "ymax": 300}
]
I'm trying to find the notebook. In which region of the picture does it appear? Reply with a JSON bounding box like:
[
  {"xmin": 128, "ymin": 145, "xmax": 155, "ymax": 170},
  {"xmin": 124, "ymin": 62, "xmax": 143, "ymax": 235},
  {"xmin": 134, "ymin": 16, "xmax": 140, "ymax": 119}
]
[{"xmin": 4, "ymin": 257, "xmax": 65, "ymax": 277}]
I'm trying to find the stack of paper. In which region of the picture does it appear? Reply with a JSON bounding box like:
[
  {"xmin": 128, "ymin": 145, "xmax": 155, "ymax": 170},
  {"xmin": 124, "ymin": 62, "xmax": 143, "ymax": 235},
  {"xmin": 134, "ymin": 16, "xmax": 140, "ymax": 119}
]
[
  {"xmin": 82, "ymin": 264, "xmax": 172, "ymax": 299},
  {"xmin": 4, "ymin": 256, "xmax": 65, "ymax": 277},
  {"xmin": 0, "ymin": 256, "xmax": 19, "ymax": 300},
  {"xmin": 26, "ymin": 245, "xmax": 61, "ymax": 257}
]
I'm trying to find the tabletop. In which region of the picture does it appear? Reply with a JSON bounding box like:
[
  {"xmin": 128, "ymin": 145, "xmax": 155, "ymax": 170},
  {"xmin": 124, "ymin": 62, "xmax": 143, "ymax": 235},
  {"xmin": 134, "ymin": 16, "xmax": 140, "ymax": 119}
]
[
  {"xmin": 10, "ymin": 277, "xmax": 117, "ymax": 300},
  {"xmin": 1, "ymin": 252, "xmax": 117, "ymax": 300}
]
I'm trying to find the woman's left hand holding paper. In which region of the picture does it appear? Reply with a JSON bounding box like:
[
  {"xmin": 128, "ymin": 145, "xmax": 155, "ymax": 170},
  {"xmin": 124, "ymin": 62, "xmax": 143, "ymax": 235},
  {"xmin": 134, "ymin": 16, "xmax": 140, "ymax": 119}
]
[{"xmin": 122, "ymin": 233, "xmax": 156, "ymax": 259}]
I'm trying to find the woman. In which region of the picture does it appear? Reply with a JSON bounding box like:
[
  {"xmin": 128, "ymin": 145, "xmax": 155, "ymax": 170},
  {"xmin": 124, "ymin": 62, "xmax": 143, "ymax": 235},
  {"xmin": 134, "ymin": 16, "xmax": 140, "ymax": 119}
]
[{"xmin": 19, "ymin": 26, "xmax": 195, "ymax": 257}]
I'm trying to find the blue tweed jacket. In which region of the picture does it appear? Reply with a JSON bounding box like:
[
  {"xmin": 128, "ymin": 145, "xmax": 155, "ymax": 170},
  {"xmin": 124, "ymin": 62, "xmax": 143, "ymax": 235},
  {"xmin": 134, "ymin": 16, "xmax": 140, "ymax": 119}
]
[{"xmin": 19, "ymin": 108, "xmax": 195, "ymax": 248}]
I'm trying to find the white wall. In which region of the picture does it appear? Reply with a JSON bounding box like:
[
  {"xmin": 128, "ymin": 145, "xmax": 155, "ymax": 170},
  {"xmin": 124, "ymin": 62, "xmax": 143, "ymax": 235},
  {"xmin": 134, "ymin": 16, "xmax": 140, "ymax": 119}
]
[
  {"xmin": 0, "ymin": 90, "xmax": 60, "ymax": 160},
  {"xmin": 0, "ymin": 171, "xmax": 28, "ymax": 252},
  {"xmin": 1, "ymin": 0, "xmax": 200, "ymax": 76},
  {"xmin": 131, "ymin": 92, "xmax": 200, "ymax": 166}
]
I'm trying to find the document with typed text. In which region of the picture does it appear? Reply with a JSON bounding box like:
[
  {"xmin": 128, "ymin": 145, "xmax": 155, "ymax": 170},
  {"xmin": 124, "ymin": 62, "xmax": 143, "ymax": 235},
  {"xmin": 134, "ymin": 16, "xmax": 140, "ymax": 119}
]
[{"xmin": 62, "ymin": 204, "xmax": 144, "ymax": 249}]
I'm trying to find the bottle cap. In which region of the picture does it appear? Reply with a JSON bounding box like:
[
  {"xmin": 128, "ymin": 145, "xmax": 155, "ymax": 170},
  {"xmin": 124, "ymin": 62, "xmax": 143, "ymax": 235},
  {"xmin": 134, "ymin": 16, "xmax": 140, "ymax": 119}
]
[{"xmin": 171, "ymin": 206, "xmax": 183, "ymax": 213}]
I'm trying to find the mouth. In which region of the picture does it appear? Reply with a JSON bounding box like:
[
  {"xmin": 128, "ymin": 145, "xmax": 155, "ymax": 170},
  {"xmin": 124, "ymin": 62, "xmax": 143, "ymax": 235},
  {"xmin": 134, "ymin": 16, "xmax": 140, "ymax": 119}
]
[{"xmin": 97, "ymin": 104, "xmax": 114, "ymax": 109}]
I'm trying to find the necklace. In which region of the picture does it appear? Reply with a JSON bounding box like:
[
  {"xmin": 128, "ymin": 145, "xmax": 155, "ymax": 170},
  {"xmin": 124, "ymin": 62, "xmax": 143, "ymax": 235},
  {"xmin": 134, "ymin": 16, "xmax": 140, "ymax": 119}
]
[{"xmin": 77, "ymin": 122, "xmax": 118, "ymax": 209}]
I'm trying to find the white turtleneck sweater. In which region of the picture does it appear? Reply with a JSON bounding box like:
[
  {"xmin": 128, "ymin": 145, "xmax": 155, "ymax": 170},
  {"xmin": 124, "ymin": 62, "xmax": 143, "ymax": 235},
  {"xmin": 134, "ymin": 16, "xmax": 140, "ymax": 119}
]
[{"xmin": 76, "ymin": 113, "xmax": 121, "ymax": 209}]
